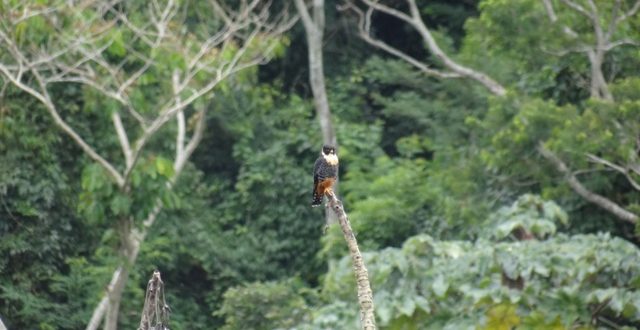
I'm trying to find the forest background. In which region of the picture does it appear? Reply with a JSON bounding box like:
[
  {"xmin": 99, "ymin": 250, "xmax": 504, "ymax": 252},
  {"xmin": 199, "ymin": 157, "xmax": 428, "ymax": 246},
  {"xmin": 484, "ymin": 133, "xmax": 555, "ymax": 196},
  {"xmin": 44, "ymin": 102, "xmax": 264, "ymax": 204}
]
[{"xmin": 2, "ymin": 0, "xmax": 640, "ymax": 329}]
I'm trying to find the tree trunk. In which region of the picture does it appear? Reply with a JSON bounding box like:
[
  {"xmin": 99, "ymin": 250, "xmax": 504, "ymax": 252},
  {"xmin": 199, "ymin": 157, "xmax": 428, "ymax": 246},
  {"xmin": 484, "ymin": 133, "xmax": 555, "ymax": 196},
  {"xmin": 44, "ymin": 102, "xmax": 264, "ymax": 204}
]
[
  {"xmin": 104, "ymin": 266, "xmax": 130, "ymax": 330},
  {"xmin": 327, "ymin": 191, "xmax": 377, "ymax": 330},
  {"xmin": 308, "ymin": 33, "xmax": 336, "ymax": 146},
  {"xmin": 587, "ymin": 50, "xmax": 613, "ymax": 101},
  {"xmin": 295, "ymin": 0, "xmax": 336, "ymax": 147},
  {"xmin": 295, "ymin": 0, "xmax": 338, "ymax": 228},
  {"xmin": 87, "ymin": 212, "xmax": 150, "ymax": 330}
]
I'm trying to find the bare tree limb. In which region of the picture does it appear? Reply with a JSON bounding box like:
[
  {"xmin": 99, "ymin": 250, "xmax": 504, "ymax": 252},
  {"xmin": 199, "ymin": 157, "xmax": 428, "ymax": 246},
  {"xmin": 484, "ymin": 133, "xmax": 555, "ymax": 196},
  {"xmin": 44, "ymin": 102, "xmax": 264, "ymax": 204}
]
[
  {"xmin": 542, "ymin": 0, "xmax": 558, "ymax": 21},
  {"xmin": 605, "ymin": 38, "xmax": 639, "ymax": 50},
  {"xmin": 537, "ymin": 144, "xmax": 638, "ymax": 224},
  {"xmin": 541, "ymin": 0, "xmax": 579, "ymax": 38},
  {"xmin": 615, "ymin": 0, "xmax": 640, "ymax": 24},
  {"xmin": 341, "ymin": 3, "xmax": 460, "ymax": 79},
  {"xmin": 0, "ymin": 61, "xmax": 126, "ymax": 186},
  {"xmin": 345, "ymin": 0, "xmax": 506, "ymax": 95},
  {"xmin": 541, "ymin": 0, "xmax": 640, "ymax": 100},
  {"xmin": 326, "ymin": 191, "xmax": 377, "ymax": 330},
  {"xmin": 112, "ymin": 112, "xmax": 133, "ymax": 169},
  {"xmin": 587, "ymin": 153, "xmax": 640, "ymax": 191},
  {"xmin": 559, "ymin": 0, "xmax": 594, "ymax": 19}
]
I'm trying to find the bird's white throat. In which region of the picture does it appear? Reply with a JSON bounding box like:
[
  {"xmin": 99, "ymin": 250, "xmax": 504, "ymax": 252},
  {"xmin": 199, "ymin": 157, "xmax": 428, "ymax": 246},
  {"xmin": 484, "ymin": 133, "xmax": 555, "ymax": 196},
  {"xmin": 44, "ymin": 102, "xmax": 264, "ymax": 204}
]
[{"xmin": 324, "ymin": 153, "xmax": 339, "ymax": 165}]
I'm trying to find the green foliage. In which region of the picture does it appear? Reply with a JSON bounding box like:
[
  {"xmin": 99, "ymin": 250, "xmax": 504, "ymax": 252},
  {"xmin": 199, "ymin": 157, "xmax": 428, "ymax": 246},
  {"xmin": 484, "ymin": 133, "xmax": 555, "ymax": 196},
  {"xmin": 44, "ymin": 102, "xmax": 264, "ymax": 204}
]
[
  {"xmin": 321, "ymin": 156, "xmax": 430, "ymax": 257},
  {"xmin": 314, "ymin": 231, "xmax": 640, "ymax": 329},
  {"xmin": 482, "ymin": 194, "xmax": 568, "ymax": 240},
  {"xmin": 478, "ymin": 79, "xmax": 640, "ymax": 234},
  {"xmin": 216, "ymin": 279, "xmax": 315, "ymax": 330},
  {"xmin": 3, "ymin": 0, "xmax": 640, "ymax": 329},
  {"xmin": 463, "ymin": 0, "xmax": 640, "ymax": 101},
  {"xmin": 77, "ymin": 155, "xmax": 180, "ymax": 225},
  {"xmin": 0, "ymin": 87, "xmax": 103, "ymax": 329}
]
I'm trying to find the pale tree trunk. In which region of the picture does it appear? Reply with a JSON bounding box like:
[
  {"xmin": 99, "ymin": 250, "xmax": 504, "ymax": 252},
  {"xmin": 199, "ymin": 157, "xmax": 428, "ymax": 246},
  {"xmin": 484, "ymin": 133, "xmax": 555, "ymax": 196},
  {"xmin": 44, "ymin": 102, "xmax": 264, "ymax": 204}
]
[
  {"xmin": 104, "ymin": 266, "xmax": 129, "ymax": 330},
  {"xmin": 326, "ymin": 191, "xmax": 377, "ymax": 330},
  {"xmin": 295, "ymin": 0, "xmax": 337, "ymax": 146},
  {"xmin": 587, "ymin": 50, "xmax": 612, "ymax": 101},
  {"xmin": 102, "ymin": 217, "xmax": 136, "ymax": 330},
  {"xmin": 295, "ymin": 0, "xmax": 339, "ymax": 227},
  {"xmin": 86, "ymin": 202, "xmax": 169, "ymax": 330}
]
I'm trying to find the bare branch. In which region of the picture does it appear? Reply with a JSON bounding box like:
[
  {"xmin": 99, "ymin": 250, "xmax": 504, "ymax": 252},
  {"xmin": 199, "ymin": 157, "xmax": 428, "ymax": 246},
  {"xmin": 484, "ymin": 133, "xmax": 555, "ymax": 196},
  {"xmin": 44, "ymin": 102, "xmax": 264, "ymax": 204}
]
[
  {"xmin": 294, "ymin": 0, "xmax": 317, "ymax": 34},
  {"xmin": 174, "ymin": 70, "xmax": 186, "ymax": 167},
  {"xmin": 605, "ymin": 38, "xmax": 639, "ymax": 50},
  {"xmin": 326, "ymin": 191, "xmax": 377, "ymax": 329},
  {"xmin": 0, "ymin": 62, "xmax": 125, "ymax": 186},
  {"xmin": 587, "ymin": 153, "xmax": 640, "ymax": 191},
  {"xmin": 615, "ymin": 0, "xmax": 640, "ymax": 24},
  {"xmin": 541, "ymin": 0, "xmax": 579, "ymax": 38},
  {"xmin": 342, "ymin": 3, "xmax": 460, "ymax": 79},
  {"xmin": 541, "ymin": 44, "xmax": 592, "ymax": 56},
  {"xmin": 176, "ymin": 110, "xmax": 205, "ymax": 173},
  {"xmin": 555, "ymin": 0, "xmax": 615, "ymax": 100},
  {"xmin": 604, "ymin": 0, "xmax": 622, "ymax": 42},
  {"xmin": 542, "ymin": 0, "xmax": 558, "ymax": 21},
  {"xmin": 112, "ymin": 112, "xmax": 133, "ymax": 169},
  {"xmin": 538, "ymin": 144, "xmax": 638, "ymax": 224},
  {"xmin": 347, "ymin": 0, "xmax": 506, "ymax": 95},
  {"xmin": 559, "ymin": 0, "xmax": 594, "ymax": 19}
]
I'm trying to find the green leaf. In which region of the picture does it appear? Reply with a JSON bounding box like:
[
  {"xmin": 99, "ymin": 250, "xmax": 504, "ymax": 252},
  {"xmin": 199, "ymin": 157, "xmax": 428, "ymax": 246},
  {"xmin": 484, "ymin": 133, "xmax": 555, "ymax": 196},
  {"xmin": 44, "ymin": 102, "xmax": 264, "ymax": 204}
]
[
  {"xmin": 432, "ymin": 275, "xmax": 449, "ymax": 297},
  {"xmin": 483, "ymin": 304, "xmax": 520, "ymax": 330},
  {"xmin": 155, "ymin": 157, "xmax": 174, "ymax": 178},
  {"xmin": 107, "ymin": 30, "xmax": 126, "ymax": 57},
  {"xmin": 414, "ymin": 296, "xmax": 430, "ymax": 313},
  {"xmin": 397, "ymin": 296, "xmax": 416, "ymax": 316},
  {"xmin": 109, "ymin": 194, "xmax": 131, "ymax": 216},
  {"xmin": 81, "ymin": 164, "xmax": 105, "ymax": 192}
]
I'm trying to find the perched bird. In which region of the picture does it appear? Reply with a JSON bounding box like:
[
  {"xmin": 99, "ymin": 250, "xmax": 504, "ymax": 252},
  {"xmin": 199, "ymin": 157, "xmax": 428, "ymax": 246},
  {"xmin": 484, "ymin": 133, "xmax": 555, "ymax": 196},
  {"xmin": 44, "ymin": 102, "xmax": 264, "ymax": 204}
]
[{"xmin": 312, "ymin": 145, "xmax": 339, "ymax": 207}]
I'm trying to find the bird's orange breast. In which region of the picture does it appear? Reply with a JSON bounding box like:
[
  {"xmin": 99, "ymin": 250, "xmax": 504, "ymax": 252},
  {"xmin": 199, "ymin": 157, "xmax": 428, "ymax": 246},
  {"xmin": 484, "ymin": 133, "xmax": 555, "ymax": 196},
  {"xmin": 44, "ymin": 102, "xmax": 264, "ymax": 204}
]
[{"xmin": 316, "ymin": 177, "xmax": 336, "ymax": 195}]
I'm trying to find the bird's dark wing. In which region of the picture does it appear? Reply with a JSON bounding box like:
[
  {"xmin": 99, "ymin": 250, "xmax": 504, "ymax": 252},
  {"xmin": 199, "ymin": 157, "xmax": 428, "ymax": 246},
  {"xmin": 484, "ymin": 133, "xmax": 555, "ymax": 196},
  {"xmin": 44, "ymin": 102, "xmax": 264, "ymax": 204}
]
[
  {"xmin": 313, "ymin": 157, "xmax": 323, "ymax": 183},
  {"xmin": 312, "ymin": 157, "xmax": 323, "ymax": 204}
]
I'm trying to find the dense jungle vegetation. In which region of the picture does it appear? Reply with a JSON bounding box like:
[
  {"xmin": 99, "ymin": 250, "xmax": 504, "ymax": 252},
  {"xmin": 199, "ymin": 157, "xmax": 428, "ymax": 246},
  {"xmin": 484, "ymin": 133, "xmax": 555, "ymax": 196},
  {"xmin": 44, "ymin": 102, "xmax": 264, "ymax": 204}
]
[{"xmin": 2, "ymin": 0, "xmax": 640, "ymax": 329}]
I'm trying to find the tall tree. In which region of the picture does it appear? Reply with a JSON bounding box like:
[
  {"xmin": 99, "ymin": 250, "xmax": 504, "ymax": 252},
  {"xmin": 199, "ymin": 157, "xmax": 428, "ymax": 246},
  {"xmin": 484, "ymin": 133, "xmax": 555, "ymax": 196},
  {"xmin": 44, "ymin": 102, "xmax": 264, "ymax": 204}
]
[
  {"xmin": 295, "ymin": 0, "xmax": 337, "ymax": 146},
  {"xmin": 342, "ymin": 0, "xmax": 640, "ymax": 228},
  {"xmin": 0, "ymin": 1, "xmax": 293, "ymax": 328}
]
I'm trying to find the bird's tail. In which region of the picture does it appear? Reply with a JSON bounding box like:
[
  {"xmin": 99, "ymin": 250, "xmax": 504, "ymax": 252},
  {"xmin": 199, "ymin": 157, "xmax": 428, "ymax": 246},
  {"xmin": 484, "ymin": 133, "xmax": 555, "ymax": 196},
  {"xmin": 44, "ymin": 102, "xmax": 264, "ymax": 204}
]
[{"xmin": 311, "ymin": 189, "xmax": 323, "ymax": 207}]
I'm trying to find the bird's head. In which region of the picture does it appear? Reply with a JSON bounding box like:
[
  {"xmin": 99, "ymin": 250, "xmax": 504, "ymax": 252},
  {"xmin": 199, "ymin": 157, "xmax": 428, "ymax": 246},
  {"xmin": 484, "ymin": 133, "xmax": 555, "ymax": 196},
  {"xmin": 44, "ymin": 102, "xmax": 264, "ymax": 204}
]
[{"xmin": 322, "ymin": 145, "xmax": 336, "ymax": 156}]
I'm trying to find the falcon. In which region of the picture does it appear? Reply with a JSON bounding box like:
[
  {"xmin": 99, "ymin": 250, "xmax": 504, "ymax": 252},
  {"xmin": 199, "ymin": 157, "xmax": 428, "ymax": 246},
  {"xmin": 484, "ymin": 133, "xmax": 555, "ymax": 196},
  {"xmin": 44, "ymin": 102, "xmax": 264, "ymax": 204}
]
[{"xmin": 312, "ymin": 145, "xmax": 339, "ymax": 207}]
